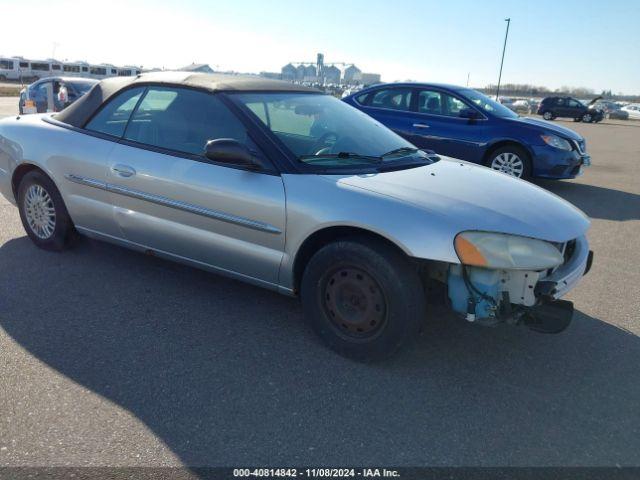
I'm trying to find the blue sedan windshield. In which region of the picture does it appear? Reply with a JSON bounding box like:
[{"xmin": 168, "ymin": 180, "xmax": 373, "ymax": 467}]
[{"xmin": 459, "ymin": 89, "xmax": 519, "ymax": 119}]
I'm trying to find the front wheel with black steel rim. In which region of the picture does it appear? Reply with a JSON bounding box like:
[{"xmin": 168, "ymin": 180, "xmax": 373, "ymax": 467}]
[
  {"xmin": 300, "ymin": 237, "xmax": 426, "ymax": 361},
  {"xmin": 487, "ymin": 146, "xmax": 531, "ymax": 180},
  {"xmin": 18, "ymin": 170, "xmax": 75, "ymax": 251}
]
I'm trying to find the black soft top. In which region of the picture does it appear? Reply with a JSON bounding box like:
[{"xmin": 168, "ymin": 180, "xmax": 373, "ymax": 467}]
[{"xmin": 55, "ymin": 71, "xmax": 321, "ymax": 127}]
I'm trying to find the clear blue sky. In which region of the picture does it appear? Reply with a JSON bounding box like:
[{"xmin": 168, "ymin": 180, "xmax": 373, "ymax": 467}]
[{"xmin": 2, "ymin": 0, "xmax": 639, "ymax": 94}]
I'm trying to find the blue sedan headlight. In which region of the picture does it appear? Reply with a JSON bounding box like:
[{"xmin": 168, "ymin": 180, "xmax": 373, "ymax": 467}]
[{"xmin": 541, "ymin": 134, "xmax": 572, "ymax": 151}]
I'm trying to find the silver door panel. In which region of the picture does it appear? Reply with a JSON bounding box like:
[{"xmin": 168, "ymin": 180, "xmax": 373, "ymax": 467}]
[{"xmin": 106, "ymin": 143, "xmax": 286, "ymax": 285}]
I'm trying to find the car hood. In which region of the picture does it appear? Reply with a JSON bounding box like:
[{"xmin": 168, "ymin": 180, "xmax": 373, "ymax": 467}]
[
  {"xmin": 504, "ymin": 116, "xmax": 583, "ymax": 141},
  {"xmin": 587, "ymin": 96, "xmax": 603, "ymax": 106},
  {"xmin": 333, "ymin": 158, "xmax": 590, "ymax": 243}
]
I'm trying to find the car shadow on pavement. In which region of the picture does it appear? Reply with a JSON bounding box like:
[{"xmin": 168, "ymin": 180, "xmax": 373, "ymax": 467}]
[
  {"xmin": 1, "ymin": 236, "xmax": 640, "ymax": 467},
  {"xmin": 534, "ymin": 179, "xmax": 640, "ymax": 221}
]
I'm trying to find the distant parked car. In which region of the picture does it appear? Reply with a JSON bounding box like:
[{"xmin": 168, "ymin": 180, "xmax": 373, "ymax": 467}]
[
  {"xmin": 606, "ymin": 102, "xmax": 629, "ymax": 120},
  {"xmin": 19, "ymin": 77, "xmax": 97, "ymax": 115},
  {"xmin": 343, "ymin": 83, "xmax": 591, "ymax": 180},
  {"xmin": 511, "ymin": 99, "xmax": 531, "ymax": 114},
  {"xmin": 593, "ymin": 100, "xmax": 618, "ymax": 114},
  {"xmin": 621, "ymin": 104, "xmax": 640, "ymax": 120},
  {"xmin": 526, "ymin": 98, "xmax": 540, "ymax": 112},
  {"xmin": 537, "ymin": 96, "xmax": 604, "ymax": 123}
]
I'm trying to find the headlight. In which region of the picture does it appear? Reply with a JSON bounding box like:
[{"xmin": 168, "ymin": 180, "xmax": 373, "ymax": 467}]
[
  {"xmin": 541, "ymin": 134, "xmax": 572, "ymax": 151},
  {"xmin": 454, "ymin": 231, "xmax": 564, "ymax": 270}
]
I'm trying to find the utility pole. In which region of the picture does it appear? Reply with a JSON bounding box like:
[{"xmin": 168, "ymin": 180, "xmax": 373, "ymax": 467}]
[
  {"xmin": 466, "ymin": 72, "xmax": 470, "ymax": 87},
  {"xmin": 495, "ymin": 18, "xmax": 510, "ymax": 100}
]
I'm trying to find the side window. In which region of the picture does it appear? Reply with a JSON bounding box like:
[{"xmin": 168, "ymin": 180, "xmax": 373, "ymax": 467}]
[
  {"xmin": 85, "ymin": 87, "xmax": 145, "ymax": 137},
  {"xmin": 443, "ymin": 94, "xmax": 466, "ymax": 116},
  {"xmin": 124, "ymin": 87, "xmax": 249, "ymax": 156},
  {"xmin": 370, "ymin": 88, "xmax": 413, "ymax": 111},
  {"xmin": 568, "ymin": 99, "xmax": 580, "ymax": 108},
  {"xmin": 556, "ymin": 98, "xmax": 565, "ymax": 106},
  {"xmin": 355, "ymin": 92, "xmax": 369, "ymax": 105},
  {"xmin": 417, "ymin": 90, "xmax": 443, "ymax": 115}
]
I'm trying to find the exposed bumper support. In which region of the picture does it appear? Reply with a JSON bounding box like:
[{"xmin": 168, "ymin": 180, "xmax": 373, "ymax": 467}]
[{"xmin": 535, "ymin": 236, "xmax": 592, "ymax": 300}]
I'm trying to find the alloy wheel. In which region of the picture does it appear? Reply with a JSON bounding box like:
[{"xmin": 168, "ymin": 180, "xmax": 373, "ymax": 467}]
[
  {"xmin": 490, "ymin": 152, "xmax": 525, "ymax": 178},
  {"xmin": 24, "ymin": 184, "xmax": 56, "ymax": 239}
]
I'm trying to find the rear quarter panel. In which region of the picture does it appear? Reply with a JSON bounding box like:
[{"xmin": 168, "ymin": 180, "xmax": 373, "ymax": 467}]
[{"xmin": 0, "ymin": 115, "xmax": 121, "ymax": 237}]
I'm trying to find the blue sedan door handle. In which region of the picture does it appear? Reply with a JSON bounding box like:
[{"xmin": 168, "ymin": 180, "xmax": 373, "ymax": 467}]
[
  {"xmin": 111, "ymin": 164, "xmax": 136, "ymax": 178},
  {"xmin": 413, "ymin": 123, "xmax": 430, "ymax": 129}
]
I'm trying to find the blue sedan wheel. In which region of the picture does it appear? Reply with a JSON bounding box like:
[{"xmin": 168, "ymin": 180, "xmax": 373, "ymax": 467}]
[{"xmin": 488, "ymin": 146, "xmax": 531, "ymax": 179}]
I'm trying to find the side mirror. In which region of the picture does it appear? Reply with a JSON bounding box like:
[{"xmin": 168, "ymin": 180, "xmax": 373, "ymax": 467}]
[
  {"xmin": 459, "ymin": 107, "xmax": 480, "ymax": 120},
  {"xmin": 204, "ymin": 139, "xmax": 264, "ymax": 170}
]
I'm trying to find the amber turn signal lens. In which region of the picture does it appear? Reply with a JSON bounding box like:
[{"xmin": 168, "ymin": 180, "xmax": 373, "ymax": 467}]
[{"xmin": 454, "ymin": 235, "xmax": 488, "ymax": 267}]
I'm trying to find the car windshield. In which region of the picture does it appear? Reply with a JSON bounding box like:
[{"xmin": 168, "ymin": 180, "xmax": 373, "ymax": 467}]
[
  {"xmin": 69, "ymin": 80, "xmax": 97, "ymax": 95},
  {"xmin": 232, "ymin": 92, "xmax": 436, "ymax": 168},
  {"xmin": 459, "ymin": 89, "xmax": 519, "ymax": 118}
]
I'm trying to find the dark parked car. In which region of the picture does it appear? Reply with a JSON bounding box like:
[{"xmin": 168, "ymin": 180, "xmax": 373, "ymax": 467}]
[
  {"xmin": 343, "ymin": 83, "xmax": 590, "ymax": 180},
  {"xmin": 536, "ymin": 96, "xmax": 604, "ymax": 123},
  {"xmin": 19, "ymin": 77, "xmax": 97, "ymax": 114},
  {"xmin": 603, "ymin": 103, "xmax": 630, "ymax": 120}
]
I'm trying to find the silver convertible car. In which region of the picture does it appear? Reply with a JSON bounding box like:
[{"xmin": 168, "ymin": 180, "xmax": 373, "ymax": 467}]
[{"xmin": 0, "ymin": 72, "xmax": 593, "ymax": 360}]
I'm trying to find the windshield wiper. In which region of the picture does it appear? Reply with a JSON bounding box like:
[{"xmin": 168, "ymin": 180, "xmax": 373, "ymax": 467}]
[
  {"xmin": 381, "ymin": 146, "xmax": 420, "ymax": 158},
  {"xmin": 298, "ymin": 151, "xmax": 382, "ymax": 164}
]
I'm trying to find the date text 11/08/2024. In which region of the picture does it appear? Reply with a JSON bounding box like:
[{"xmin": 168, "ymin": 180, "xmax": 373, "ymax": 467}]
[{"xmin": 232, "ymin": 468, "xmax": 400, "ymax": 477}]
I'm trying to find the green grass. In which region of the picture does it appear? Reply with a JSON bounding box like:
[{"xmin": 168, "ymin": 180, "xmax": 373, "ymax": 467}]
[{"xmin": 0, "ymin": 85, "xmax": 22, "ymax": 97}]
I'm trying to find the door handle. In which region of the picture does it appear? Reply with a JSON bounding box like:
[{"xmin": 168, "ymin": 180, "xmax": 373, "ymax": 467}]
[
  {"xmin": 413, "ymin": 123, "xmax": 430, "ymax": 129},
  {"xmin": 111, "ymin": 164, "xmax": 136, "ymax": 178}
]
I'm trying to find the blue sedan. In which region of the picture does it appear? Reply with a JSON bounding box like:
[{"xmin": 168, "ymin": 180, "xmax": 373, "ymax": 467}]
[{"xmin": 343, "ymin": 83, "xmax": 591, "ymax": 180}]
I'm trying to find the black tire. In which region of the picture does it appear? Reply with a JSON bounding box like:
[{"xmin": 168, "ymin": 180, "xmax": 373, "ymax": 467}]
[
  {"xmin": 573, "ymin": 117, "xmax": 581, "ymax": 122},
  {"xmin": 485, "ymin": 145, "xmax": 532, "ymax": 180},
  {"xmin": 17, "ymin": 170, "xmax": 76, "ymax": 251},
  {"xmin": 300, "ymin": 237, "xmax": 426, "ymax": 361},
  {"xmin": 542, "ymin": 111, "xmax": 555, "ymax": 120},
  {"xmin": 582, "ymin": 112, "xmax": 594, "ymax": 123}
]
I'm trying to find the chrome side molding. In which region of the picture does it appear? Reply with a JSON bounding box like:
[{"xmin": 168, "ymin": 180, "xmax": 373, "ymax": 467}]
[{"xmin": 65, "ymin": 174, "xmax": 282, "ymax": 234}]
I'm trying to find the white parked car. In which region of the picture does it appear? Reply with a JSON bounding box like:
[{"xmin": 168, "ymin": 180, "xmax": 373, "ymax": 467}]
[{"xmin": 621, "ymin": 104, "xmax": 640, "ymax": 120}]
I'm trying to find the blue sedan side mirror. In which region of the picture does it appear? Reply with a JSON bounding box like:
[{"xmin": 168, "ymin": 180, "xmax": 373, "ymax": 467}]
[{"xmin": 459, "ymin": 107, "xmax": 480, "ymax": 120}]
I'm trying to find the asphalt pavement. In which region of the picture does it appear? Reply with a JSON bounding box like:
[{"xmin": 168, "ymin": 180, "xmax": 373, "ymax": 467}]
[{"xmin": 1, "ymin": 105, "xmax": 639, "ymax": 468}]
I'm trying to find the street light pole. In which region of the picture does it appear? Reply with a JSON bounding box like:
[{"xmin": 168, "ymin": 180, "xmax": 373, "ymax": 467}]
[{"xmin": 495, "ymin": 18, "xmax": 510, "ymax": 101}]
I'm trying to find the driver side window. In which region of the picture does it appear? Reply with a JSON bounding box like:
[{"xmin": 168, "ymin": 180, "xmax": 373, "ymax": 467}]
[
  {"xmin": 85, "ymin": 87, "xmax": 145, "ymax": 137},
  {"xmin": 123, "ymin": 87, "xmax": 250, "ymax": 156}
]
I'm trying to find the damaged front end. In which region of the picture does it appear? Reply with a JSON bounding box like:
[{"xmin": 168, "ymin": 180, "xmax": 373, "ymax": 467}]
[{"xmin": 435, "ymin": 233, "xmax": 593, "ymax": 333}]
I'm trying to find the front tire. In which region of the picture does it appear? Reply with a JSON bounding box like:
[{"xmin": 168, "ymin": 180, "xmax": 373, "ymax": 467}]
[
  {"xmin": 487, "ymin": 145, "xmax": 532, "ymax": 180},
  {"xmin": 17, "ymin": 170, "xmax": 75, "ymax": 251},
  {"xmin": 582, "ymin": 112, "xmax": 593, "ymax": 123},
  {"xmin": 542, "ymin": 111, "xmax": 555, "ymax": 120},
  {"xmin": 300, "ymin": 237, "xmax": 426, "ymax": 361}
]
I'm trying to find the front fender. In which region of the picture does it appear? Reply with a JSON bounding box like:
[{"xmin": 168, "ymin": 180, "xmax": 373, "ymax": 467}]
[{"xmin": 279, "ymin": 174, "xmax": 460, "ymax": 291}]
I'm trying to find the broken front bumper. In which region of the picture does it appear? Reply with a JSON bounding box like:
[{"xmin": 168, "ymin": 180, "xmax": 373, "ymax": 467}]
[{"xmin": 536, "ymin": 235, "xmax": 593, "ymax": 300}]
